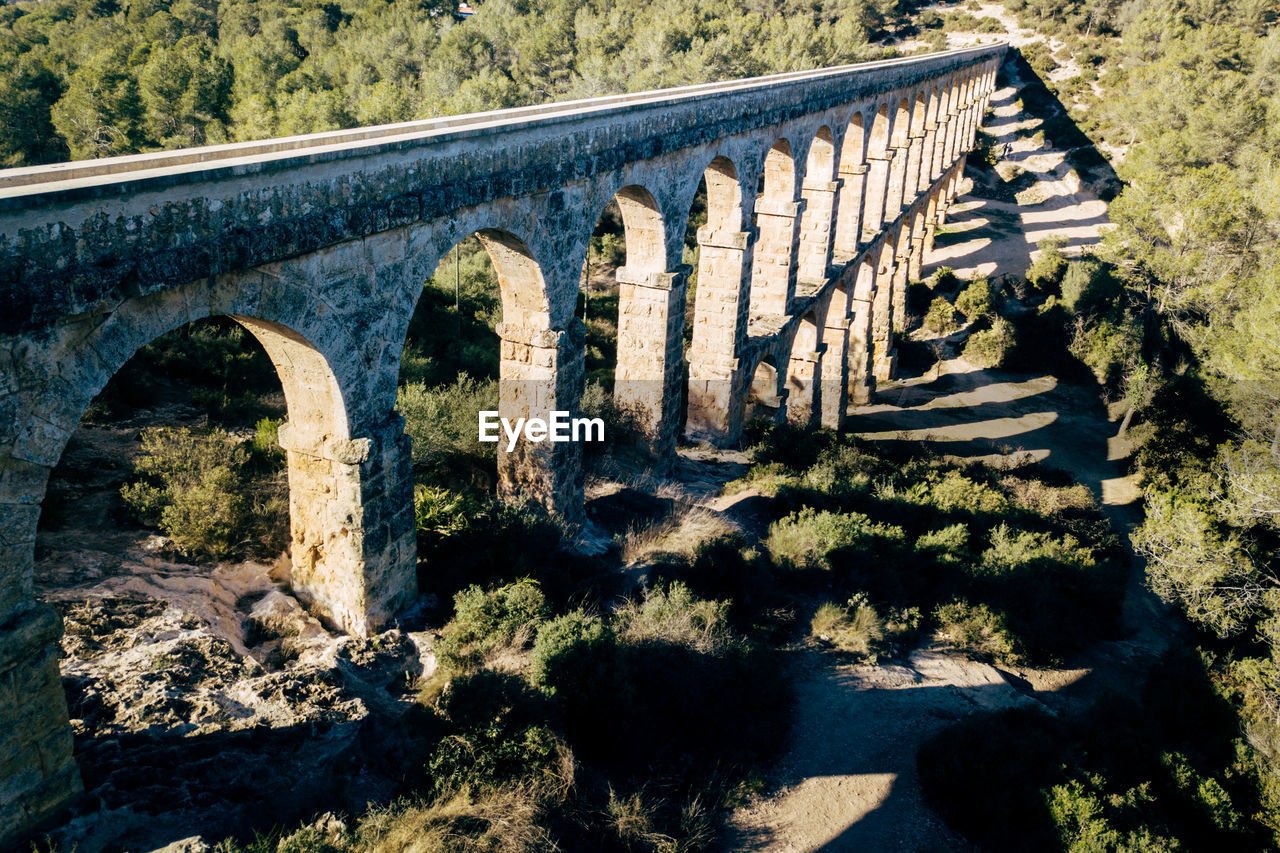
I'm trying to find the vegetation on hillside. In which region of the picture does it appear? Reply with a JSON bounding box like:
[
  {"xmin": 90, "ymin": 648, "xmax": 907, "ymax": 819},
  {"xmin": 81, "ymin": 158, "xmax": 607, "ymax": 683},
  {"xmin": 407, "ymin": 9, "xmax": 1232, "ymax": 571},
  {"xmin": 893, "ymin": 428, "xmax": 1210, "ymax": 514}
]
[{"xmin": 0, "ymin": 0, "xmax": 912, "ymax": 166}]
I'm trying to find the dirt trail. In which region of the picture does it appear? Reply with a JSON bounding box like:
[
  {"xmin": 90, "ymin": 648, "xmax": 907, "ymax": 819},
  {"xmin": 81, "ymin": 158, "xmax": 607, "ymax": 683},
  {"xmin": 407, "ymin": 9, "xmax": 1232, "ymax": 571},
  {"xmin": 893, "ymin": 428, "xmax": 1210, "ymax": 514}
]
[
  {"xmin": 721, "ymin": 45, "xmax": 1172, "ymax": 853},
  {"xmin": 921, "ymin": 7, "xmax": 1112, "ymax": 282}
]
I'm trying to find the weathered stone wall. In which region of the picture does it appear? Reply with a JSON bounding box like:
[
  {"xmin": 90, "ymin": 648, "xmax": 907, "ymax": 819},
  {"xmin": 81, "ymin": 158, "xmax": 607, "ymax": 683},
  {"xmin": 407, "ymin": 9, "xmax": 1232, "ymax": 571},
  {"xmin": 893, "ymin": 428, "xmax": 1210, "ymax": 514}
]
[{"xmin": 0, "ymin": 46, "xmax": 1002, "ymax": 846}]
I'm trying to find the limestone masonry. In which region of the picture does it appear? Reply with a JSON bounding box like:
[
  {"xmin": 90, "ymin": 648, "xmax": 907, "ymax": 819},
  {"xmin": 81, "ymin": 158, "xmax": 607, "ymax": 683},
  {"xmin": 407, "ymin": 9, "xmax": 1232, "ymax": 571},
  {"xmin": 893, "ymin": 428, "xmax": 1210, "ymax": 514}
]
[{"xmin": 0, "ymin": 44, "xmax": 1002, "ymax": 845}]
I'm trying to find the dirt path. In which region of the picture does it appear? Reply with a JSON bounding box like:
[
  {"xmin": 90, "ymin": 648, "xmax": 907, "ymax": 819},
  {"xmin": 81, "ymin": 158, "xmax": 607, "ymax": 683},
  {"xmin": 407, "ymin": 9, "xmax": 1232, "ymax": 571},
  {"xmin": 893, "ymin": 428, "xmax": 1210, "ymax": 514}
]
[
  {"xmin": 921, "ymin": 9, "xmax": 1112, "ymax": 282},
  {"xmin": 719, "ymin": 43, "xmax": 1173, "ymax": 853}
]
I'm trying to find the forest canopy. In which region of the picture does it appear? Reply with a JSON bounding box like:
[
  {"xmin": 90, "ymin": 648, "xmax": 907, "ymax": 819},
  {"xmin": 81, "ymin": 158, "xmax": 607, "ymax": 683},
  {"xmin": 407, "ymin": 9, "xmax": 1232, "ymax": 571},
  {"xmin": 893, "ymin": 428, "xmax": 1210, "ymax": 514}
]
[{"xmin": 0, "ymin": 0, "xmax": 908, "ymax": 166}]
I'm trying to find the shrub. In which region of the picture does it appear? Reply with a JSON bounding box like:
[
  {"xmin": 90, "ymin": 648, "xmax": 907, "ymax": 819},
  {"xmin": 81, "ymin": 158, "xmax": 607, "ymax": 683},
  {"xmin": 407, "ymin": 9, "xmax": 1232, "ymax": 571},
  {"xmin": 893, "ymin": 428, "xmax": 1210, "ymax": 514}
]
[
  {"xmin": 907, "ymin": 281, "xmax": 935, "ymax": 319},
  {"xmin": 615, "ymin": 582, "xmax": 736, "ymax": 654},
  {"xmin": 766, "ymin": 507, "xmax": 906, "ymax": 572},
  {"xmin": 528, "ymin": 610, "xmax": 612, "ymax": 690},
  {"xmin": 579, "ymin": 380, "xmax": 646, "ymax": 460},
  {"xmin": 433, "ymin": 580, "xmax": 549, "ymax": 674},
  {"xmin": 901, "ymin": 470, "xmax": 1011, "ymax": 517},
  {"xmin": 398, "ymin": 376, "xmax": 499, "ymax": 490},
  {"xmin": 929, "ymin": 266, "xmax": 960, "ymax": 293},
  {"xmin": 797, "ymin": 444, "xmax": 878, "ymax": 504},
  {"xmin": 416, "ymin": 497, "xmax": 575, "ymax": 609},
  {"xmin": 924, "ymin": 296, "xmax": 961, "ymax": 335},
  {"xmin": 916, "ymin": 524, "xmax": 972, "ymax": 563},
  {"xmin": 933, "ymin": 599, "xmax": 1022, "ymax": 663},
  {"xmin": 1060, "ymin": 257, "xmax": 1122, "ymax": 318},
  {"xmin": 252, "ymin": 417, "xmax": 283, "ymax": 460},
  {"xmin": 999, "ymin": 476, "xmax": 1097, "ymax": 516},
  {"xmin": 1070, "ymin": 316, "xmax": 1140, "ymax": 391},
  {"xmin": 425, "ymin": 670, "xmax": 569, "ymax": 798},
  {"xmin": 963, "ymin": 316, "xmax": 1015, "ymax": 368},
  {"xmin": 811, "ymin": 598, "xmax": 880, "ymax": 653},
  {"xmin": 120, "ymin": 426, "xmax": 286, "ymax": 560},
  {"xmin": 954, "ymin": 277, "xmax": 996, "ymax": 321},
  {"xmin": 1025, "ymin": 236, "xmax": 1068, "ymax": 296},
  {"xmin": 413, "ymin": 484, "xmax": 476, "ymax": 539}
]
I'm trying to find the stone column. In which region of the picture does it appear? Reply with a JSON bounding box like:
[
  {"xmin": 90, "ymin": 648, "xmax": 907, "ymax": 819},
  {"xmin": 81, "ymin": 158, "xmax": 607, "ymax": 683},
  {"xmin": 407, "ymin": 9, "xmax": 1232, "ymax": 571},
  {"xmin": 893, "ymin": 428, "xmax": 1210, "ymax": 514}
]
[
  {"xmin": 0, "ymin": 455, "xmax": 83, "ymax": 849},
  {"xmin": 892, "ymin": 245, "xmax": 912, "ymax": 333},
  {"xmin": 920, "ymin": 123, "xmax": 938, "ymax": 189},
  {"xmin": 943, "ymin": 106, "xmax": 961, "ymax": 167},
  {"xmin": 923, "ymin": 191, "xmax": 941, "ymax": 257},
  {"xmin": 749, "ymin": 197, "xmax": 804, "ymax": 317},
  {"xmin": 278, "ymin": 414, "xmax": 417, "ymax": 636},
  {"xmin": 903, "ymin": 132, "xmax": 926, "ymax": 209},
  {"xmin": 832, "ymin": 163, "xmax": 868, "ymax": 261},
  {"xmin": 820, "ymin": 313, "xmax": 851, "ymax": 429},
  {"xmin": 909, "ymin": 230, "xmax": 927, "ymax": 282},
  {"xmin": 496, "ymin": 323, "xmax": 584, "ymax": 522},
  {"xmin": 785, "ymin": 343, "xmax": 824, "ymax": 428},
  {"xmin": 686, "ymin": 228, "xmax": 752, "ymax": 446},
  {"xmin": 872, "ymin": 247, "xmax": 897, "ymax": 381},
  {"xmin": 862, "ymin": 151, "xmax": 894, "ymax": 237},
  {"xmin": 797, "ymin": 179, "xmax": 841, "ymax": 285},
  {"xmin": 884, "ymin": 143, "xmax": 910, "ymax": 223},
  {"xmin": 848, "ymin": 291, "xmax": 876, "ymax": 404},
  {"xmin": 615, "ymin": 265, "xmax": 689, "ymax": 460}
]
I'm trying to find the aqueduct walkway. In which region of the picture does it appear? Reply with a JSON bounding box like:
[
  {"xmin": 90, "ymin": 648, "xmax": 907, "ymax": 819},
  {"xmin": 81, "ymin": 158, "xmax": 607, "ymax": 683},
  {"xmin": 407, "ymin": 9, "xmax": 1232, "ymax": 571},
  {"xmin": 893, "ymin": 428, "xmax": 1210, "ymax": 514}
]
[{"xmin": 0, "ymin": 44, "xmax": 1002, "ymax": 840}]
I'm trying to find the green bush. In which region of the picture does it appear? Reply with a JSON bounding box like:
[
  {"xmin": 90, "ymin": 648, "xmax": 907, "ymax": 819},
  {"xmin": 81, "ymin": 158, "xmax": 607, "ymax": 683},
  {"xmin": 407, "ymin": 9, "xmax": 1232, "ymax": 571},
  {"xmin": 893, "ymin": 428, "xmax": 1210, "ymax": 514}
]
[
  {"xmin": 434, "ymin": 580, "xmax": 549, "ymax": 674},
  {"xmin": 963, "ymin": 316, "xmax": 1016, "ymax": 368},
  {"xmin": 529, "ymin": 610, "xmax": 612, "ymax": 690},
  {"xmin": 615, "ymin": 582, "xmax": 737, "ymax": 654},
  {"xmin": 954, "ymin": 277, "xmax": 997, "ymax": 321},
  {"xmin": 120, "ymin": 426, "xmax": 286, "ymax": 560},
  {"xmin": 766, "ymin": 508, "xmax": 906, "ymax": 572},
  {"xmin": 933, "ymin": 599, "xmax": 1022, "ymax": 663},
  {"xmin": 1061, "ymin": 257, "xmax": 1122, "ymax": 318},
  {"xmin": 1070, "ymin": 315, "xmax": 1140, "ymax": 392},
  {"xmin": 929, "ymin": 266, "xmax": 960, "ymax": 293},
  {"xmin": 425, "ymin": 670, "xmax": 567, "ymax": 798},
  {"xmin": 924, "ymin": 296, "xmax": 961, "ymax": 335},
  {"xmin": 916, "ymin": 524, "xmax": 972, "ymax": 563},
  {"xmin": 810, "ymin": 592, "xmax": 918, "ymax": 662},
  {"xmin": 902, "ymin": 470, "xmax": 1011, "ymax": 517},
  {"xmin": 413, "ymin": 484, "xmax": 476, "ymax": 539},
  {"xmin": 1025, "ymin": 236, "xmax": 1068, "ymax": 296},
  {"xmin": 399, "ymin": 376, "xmax": 500, "ymax": 490}
]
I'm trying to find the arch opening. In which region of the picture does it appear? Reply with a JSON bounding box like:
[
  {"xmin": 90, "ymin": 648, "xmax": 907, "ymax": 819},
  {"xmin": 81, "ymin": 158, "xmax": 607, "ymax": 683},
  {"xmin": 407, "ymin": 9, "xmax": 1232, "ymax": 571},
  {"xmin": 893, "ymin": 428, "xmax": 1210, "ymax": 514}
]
[{"xmin": 748, "ymin": 139, "xmax": 800, "ymax": 320}]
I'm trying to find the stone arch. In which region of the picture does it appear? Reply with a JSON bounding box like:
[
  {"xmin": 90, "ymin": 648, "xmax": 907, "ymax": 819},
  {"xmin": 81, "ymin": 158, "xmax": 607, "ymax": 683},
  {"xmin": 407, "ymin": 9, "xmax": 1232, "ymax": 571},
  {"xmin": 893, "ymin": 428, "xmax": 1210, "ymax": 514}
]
[
  {"xmin": 402, "ymin": 223, "xmax": 578, "ymax": 513},
  {"xmin": 590, "ymin": 183, "xmax": 684, "ymax": 453},
  {"xmin": 833, "ymin": 110, "xmax": 868, "ymax": 259},
  {"xmin": 686, "ymin": 155, "xmax": 753, "ymax": 445},
  {"xmin": 863, "ymin": 104, "xmax": 894, "ymax": 234},
  {"xmin": 796, "ymin": 126, "xmax": 839, "ymax": 285},
  {"xmin": 21, "ymin": 270, "xmax": 416, "ymax": 637},
  {"xmin": 884, "ymin": 96, "xmax": 914, "ymax": 220},
  {"xmin": 744, "ymin": 354, "xmax": 784, "ymax": 424},
  {"xmin": 785, "ymin": 309, "xmax": 823, "ymax": 427},
  {"xmin": 748, "ymin": 138, "xmax": 800, "ymax": 319}
]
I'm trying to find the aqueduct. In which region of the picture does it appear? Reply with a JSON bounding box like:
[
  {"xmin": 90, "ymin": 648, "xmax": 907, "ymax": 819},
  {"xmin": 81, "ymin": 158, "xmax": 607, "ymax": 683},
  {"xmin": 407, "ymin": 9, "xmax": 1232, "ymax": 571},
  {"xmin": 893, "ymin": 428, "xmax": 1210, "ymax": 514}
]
[{"xmin": 0, "ymin": 44, "xmax": 1002, "ymax": 840}]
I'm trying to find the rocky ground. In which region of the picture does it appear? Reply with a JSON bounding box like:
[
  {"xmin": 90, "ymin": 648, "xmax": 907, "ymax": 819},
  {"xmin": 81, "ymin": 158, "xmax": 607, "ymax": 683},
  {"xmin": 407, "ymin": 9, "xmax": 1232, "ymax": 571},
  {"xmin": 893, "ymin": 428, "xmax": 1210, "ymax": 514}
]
[{"xmin": 35, "ymin": 422, "xmax": 438, "ymax": 853}]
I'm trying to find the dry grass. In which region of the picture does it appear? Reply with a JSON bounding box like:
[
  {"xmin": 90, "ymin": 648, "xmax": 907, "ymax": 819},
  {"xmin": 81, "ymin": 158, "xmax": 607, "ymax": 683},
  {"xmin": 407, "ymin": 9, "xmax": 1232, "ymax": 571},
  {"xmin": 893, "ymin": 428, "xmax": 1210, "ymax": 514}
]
[
  {"xmin": 811, "ymin": 600, "xmax": 884, "ymax": 656},
  {"xmin": 999, "ymin": 475, "xmax": 1097, "ymax": 515},
  {"xmin": 619, "ymin": 506, "xmax": 739, "ymax": 565},
  {"xmin": 356, "ymin": 786, "xmax": 559, "ymax": 853}
]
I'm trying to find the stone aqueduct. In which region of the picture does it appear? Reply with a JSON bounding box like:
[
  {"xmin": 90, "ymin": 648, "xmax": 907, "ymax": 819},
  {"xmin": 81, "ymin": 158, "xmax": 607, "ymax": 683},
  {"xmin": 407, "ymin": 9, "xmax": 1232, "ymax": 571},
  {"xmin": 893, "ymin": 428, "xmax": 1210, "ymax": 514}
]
[{"xmin": 0, "ymin": 44, "xmax": 1002, "ymax": 839}]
